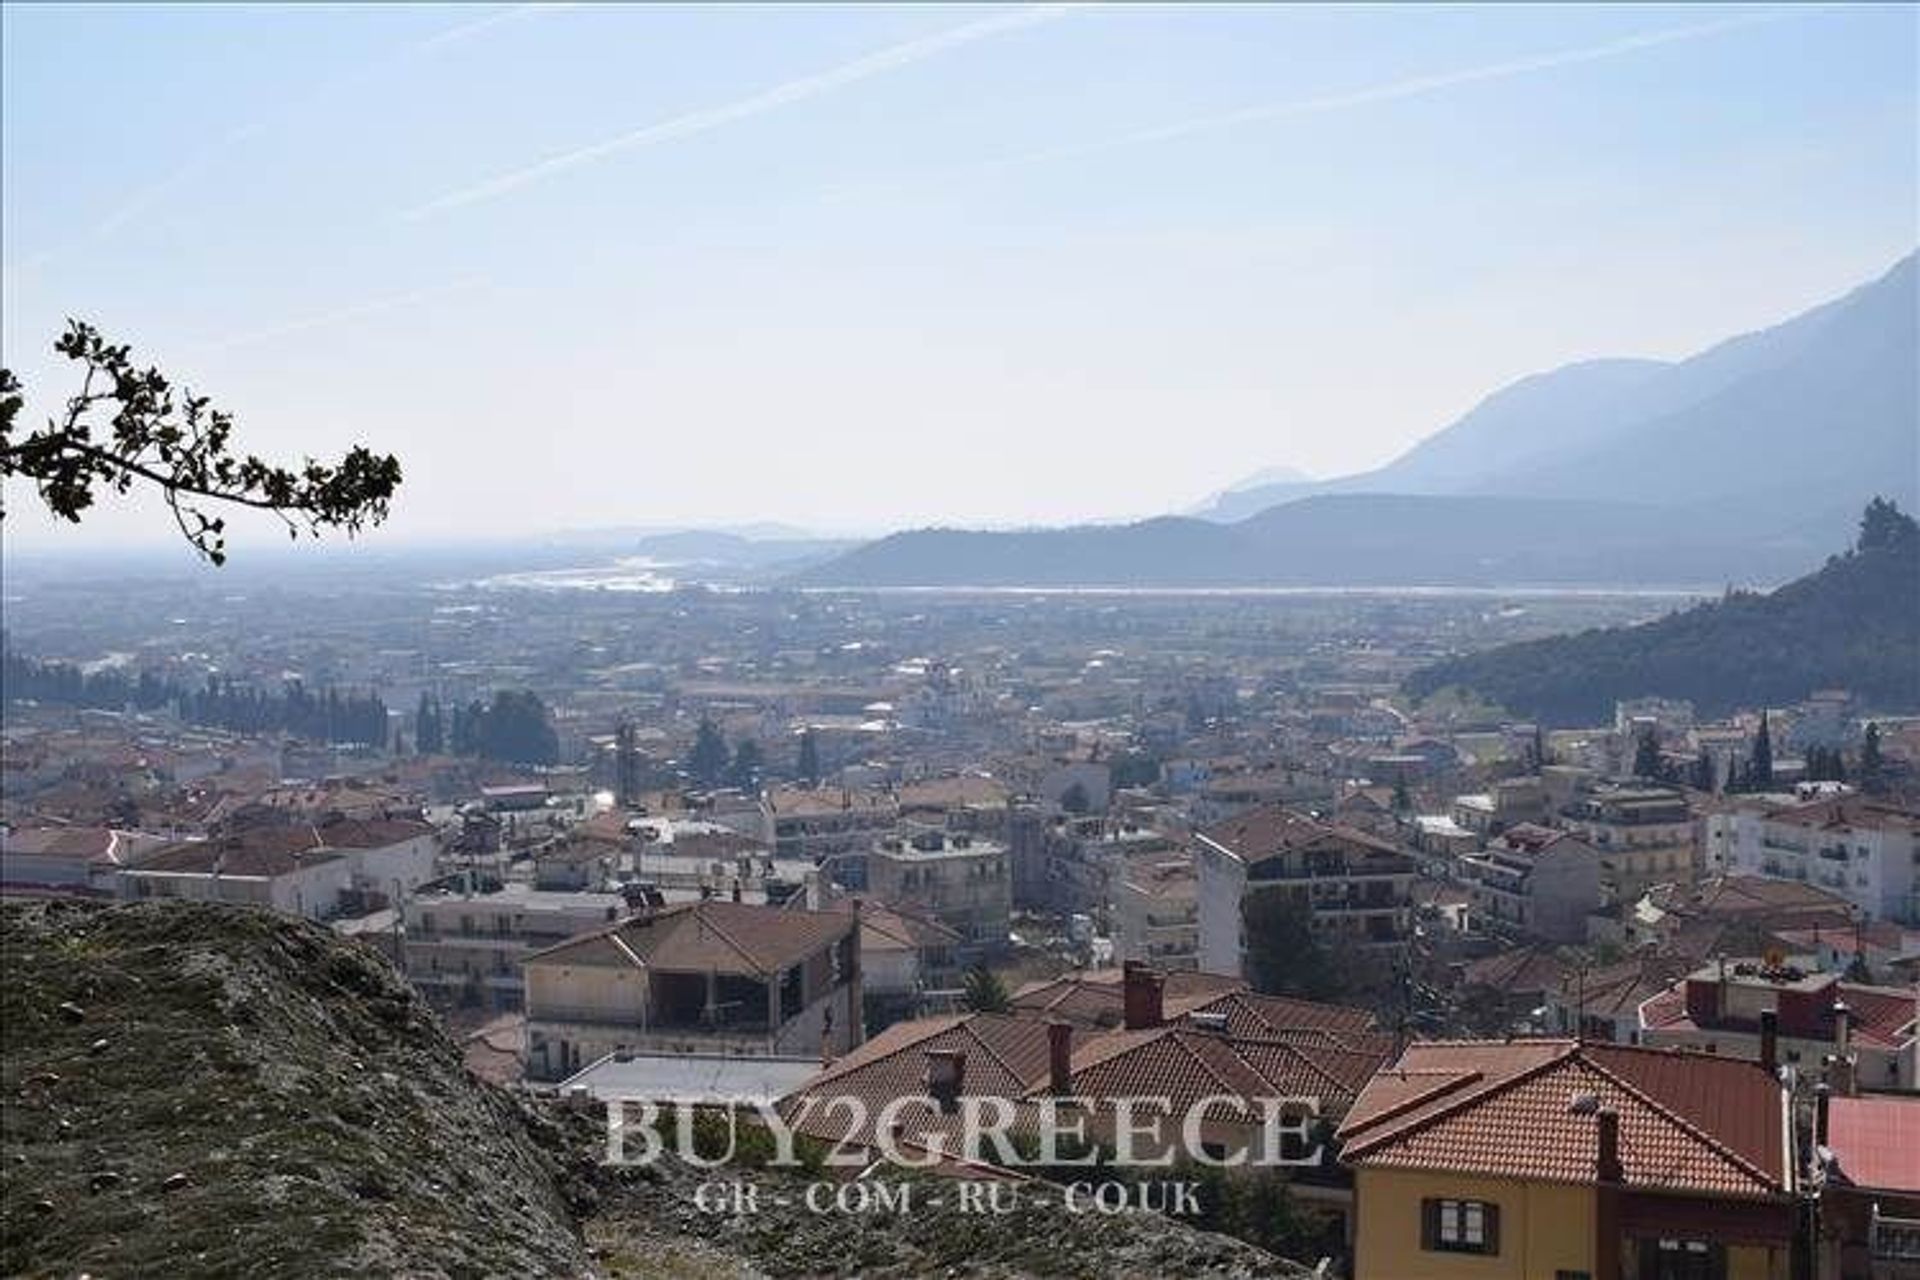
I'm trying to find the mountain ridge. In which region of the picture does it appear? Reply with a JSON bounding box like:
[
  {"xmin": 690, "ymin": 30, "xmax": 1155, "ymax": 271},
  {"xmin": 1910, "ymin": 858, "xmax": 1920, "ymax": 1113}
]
[{"xmin": 797, "ymin": 252, "xmax": 1916, "ymax": 589}]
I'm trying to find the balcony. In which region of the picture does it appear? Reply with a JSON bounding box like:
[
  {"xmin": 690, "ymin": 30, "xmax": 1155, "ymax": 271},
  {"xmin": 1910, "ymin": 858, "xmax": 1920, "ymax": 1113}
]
[{"xmin": 1872, "ymin": 1207, "xmax": 1920, "ymax": 1263}]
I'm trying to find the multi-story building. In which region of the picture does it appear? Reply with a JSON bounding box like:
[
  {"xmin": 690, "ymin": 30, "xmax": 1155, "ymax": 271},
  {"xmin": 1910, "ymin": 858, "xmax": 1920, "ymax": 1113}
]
[
  {"xmin": 1339, "ymin": 1038, "xmax": 1798, "ymax": 1280},
  {"xmin": 1193, "ymin": 804, "xmax": 1419, "ymax": 976},
  {"xmin": 866, "ymin": 828, "xmax": 1010, "ymax": 962},
  {"xmin": 1457, "ymin": 824, "xmax": 1605, "ymax": 944},
  {"xmin": 117, "ymin": 815, "xmax": 439, "ymax": 919},
  {"xmin": 1708, "ymin": 794, "xmax": 1919, "ymax": 924},
  {"xmin": 521, "ymin": 899, "xmax": 861, "ymax": 1080},
  {"xmin": 1113, "ymin": 848, "xmax": 1200, "ymax": 970},
  {"xmin": 1637, "ymin": 958, "xmax": 1918, "ymax": 1093},
  {"xmin": 1562, "ymin": 783, "xmax": 1699, "ymax": 902},
  {"xmin": 763, "ymin": 785, "xmax": 899, "ymax": 866},
  {"xmin": 403, "ymin": 881, "xmax": 628, "ymax": 1013}
]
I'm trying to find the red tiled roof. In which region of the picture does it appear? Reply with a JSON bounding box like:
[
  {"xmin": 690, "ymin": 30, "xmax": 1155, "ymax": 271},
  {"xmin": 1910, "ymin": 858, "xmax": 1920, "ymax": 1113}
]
[
  {"xmin": 135, "ymin": 827, "xmax": 335, "ymax": 877},
  {"xmin": 1639, "ymin": 973, "xmax": 1916, "ymax": 1051},
  {"xmin": 1462, "ymin": 946, "xmax": 1567, "ymax": 997},
  {"xmin": 1199, "ymin": 804, "xmax": 1408, "ymax": 862},
  {"xmin": 1, "ymin": 826, "xmax": 121, "ymax": 864},
  {"xmin": 1007, "ymin": 968, "xmax": 1375, "ymax": 1039},
  {"xmin": 527, "ymin": 900, "xmax": 852, "ymax": 976},
  {"xmin": 1340, "ymin": 1039, "xmax": 1790, "ymax": 1199},
  {"xmin": 1827, "ymin": 1095, "xmax": 1920, "ymax": 1193}
]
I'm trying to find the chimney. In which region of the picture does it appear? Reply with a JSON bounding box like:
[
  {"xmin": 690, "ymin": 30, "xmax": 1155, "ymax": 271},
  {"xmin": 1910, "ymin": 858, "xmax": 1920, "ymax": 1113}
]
[
  {"xmin": 1595, "ymin": 1107, "xmax": 1623, "ymax": 1280},
  {"xmin": 1814, "ymin": 1083, "xmax": 1831, "ymax": 1147},
  {"xmin": 1048, "ymin": 1021, "xmax": 1073, "ymax": 1096},
  {"xmin": 846, "ymin": 899, "xmax": 863, "ymax": 1053},
  {"xmin": 1759, "ymin": 1008, "xmax": 1779, "ymax": 1076},
  {"xmin": 926, "ymin": 1050, "xmax": 966, "ymax": 1113},
  {"xmin": 1831, "ymin": 1000, "xmax": 1857, "ymax": 1096},
  {"xmin": 1122, "ymin": 961, "xmax": 1164, "ymax": 1030},
  {"xmin": 1596, "ymin": 1108, "xmax": 1623, "ymax": 1184}
]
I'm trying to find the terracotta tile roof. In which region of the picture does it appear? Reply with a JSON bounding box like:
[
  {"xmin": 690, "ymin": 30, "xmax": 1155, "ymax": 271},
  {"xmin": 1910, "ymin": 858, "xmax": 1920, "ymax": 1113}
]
[
  {"xmin": 1, "ymin": 825, "xmax": 122, "ymax": 864},
  {"xmin": 1007, "ymin": 968, "xmax": 1373, "ymax": 1038},
  {"xmin": 1826, "ymin": 1094, "xmax": 1920, "ymax": 1193},
  {"xmin": 1564, "ymin": 957, "xmax": 1691, "ymax": 1020},
  {"xmin": 782, "ymin": 1013, "xmax": 1055, "ymax": 1148},
  {"xmin": 1340, "ymin": 1039, "xmax": 1790, "ymax": 1199},
  {"xmin": 1462, "ymin": 946, "xmax": 1567, "ymax": 997},
  {"xmin": 781, "ymin": 1004, "xmax": 1394, "ymax": 1161},
  {"xmin": 896, "ymin": 775, "xmax": 1011, "ymax": 811},
  {"xmin": 1770, "ymin": 796, "xmax": 1920, "ymax": 834},
  {"xmin": 1638, "ymin": 972, "xmax": 1916, "ymax": 1051},
  {"xmin": 314, "ymin": 816, "xmax": 435, "ymax": 849},
  {"xmin": 134, "ymin": 826, "xmax": 337, "ymax": 877},
  {"xmin": 1199, "ymin": 804, "xmax": 1407, "ymax": 862},
  {"xmin": 526, "ymin": 900, "xmax": 852, "ymax": 976}
]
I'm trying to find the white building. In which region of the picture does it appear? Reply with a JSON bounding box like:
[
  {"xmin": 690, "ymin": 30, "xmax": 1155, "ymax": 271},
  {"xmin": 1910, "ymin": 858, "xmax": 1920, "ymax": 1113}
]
[
  {"xmin": 403, "ymin": 882, "xmax": 629, "ymax": 1013},
  {"xmin": 1709, "ymin": 795, "xmax": 1919, "ymax": 925},
  {"xmin": 117, "ymin": 816, "xmax": 439, "ymax": 920},
  {"xmin": 1113, "ymin": 850, "xmax": 1200, "ymax": 971},
  {"xmin": 1194, "ymin": 805, "xmax": 1418, "ymax": 977}
]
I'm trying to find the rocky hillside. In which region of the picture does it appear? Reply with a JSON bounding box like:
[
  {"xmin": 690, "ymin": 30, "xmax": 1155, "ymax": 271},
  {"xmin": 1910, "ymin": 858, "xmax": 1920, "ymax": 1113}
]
[
  {"xmin": 1, "ymin": 899, "xmax": 588, "ymax": 1278},
  {"xmin": 2, "ymin": 900, "xmax": 1314, "ymax": 1279}
]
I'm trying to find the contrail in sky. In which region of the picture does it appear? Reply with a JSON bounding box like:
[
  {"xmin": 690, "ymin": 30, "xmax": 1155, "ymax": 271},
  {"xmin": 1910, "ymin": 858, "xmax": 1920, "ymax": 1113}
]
[
  {"xmin": 8, "ymin": 5, "xmax": 568, "ymax": 271},
  {"xmin": 402, "ymin": 3, "xmax": 1085, "ymax": 220},
  {"xmin": 825, "ymin": 7, "xmax": 1813, "ymax": 202}
]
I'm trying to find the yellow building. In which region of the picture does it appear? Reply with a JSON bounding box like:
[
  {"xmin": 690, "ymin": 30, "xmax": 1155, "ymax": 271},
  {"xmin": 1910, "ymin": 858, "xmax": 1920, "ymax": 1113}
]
[{"xmin": 1339, "ymin": 1038, "xmax": 1798, "ymax": 1280}]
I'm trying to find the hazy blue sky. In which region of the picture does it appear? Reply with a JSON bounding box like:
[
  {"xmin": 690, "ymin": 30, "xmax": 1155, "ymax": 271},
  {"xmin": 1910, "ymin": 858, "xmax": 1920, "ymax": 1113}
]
[{"xmin": 3, "ymin": 2, "xmax": 1915, "ymax": 551}]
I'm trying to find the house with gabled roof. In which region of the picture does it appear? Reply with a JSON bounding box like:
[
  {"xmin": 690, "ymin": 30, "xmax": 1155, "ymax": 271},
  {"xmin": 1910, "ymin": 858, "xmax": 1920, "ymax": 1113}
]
[
  {"xmin": 1815, "ymin": 1091, "xmax": 1920, "ymax": 1280},
  {"xmin": 521, "ymin": 899, "xmax": 861, "ymax": 1080},
  {"xmin": 1337, "ymin": 1038, "xmax": 1798, "ymax": 1280},
  {"xmin": 780, "ymin": 962, "xmax": 1392, "ymax": 1246}
]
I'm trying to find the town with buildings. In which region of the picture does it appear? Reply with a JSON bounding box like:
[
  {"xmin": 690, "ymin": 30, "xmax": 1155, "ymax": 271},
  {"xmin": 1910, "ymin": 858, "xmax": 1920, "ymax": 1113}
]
[
  {"xmin": 4, "ymin": 4, "xmax": 1917, "ymax": 1277},
  {"xmin": 4, "ymin": 556, "xmax": 1916, "ymax": 1278}
]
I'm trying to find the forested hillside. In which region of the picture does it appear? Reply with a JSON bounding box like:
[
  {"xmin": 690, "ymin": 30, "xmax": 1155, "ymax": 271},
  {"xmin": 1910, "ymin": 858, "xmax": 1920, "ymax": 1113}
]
[{"xmin": 1403, "ymin": 500, "xmax": 1920, "ymax": 723}]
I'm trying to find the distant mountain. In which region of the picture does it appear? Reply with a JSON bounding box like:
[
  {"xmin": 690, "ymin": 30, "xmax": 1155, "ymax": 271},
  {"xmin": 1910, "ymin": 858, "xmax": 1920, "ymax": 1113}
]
[
  {"xmin": 788, "ymin": 517, "xmax": 1256, "ymax": 588},
  {"xmin": 788, "ymin": 494, "xmax": 1812, "ymax": 589},
  {"xmin": 1191, "ymin": 253, "xmax": 1918, "ymax": 549},
  {"xmin": 1402, "ymin": 501, "xmax": 1920, "ymax": 723},
  {"xmin": 629, "ymin": 529, "xmax": 855, "ymax": 571},
  {"xmin": 1190, "ymin": 465, "xmax": 1323, "ymax": 522},
  {"xmin": 798, "ymin": 253, "xmax": 1916, "ymax": 589}
]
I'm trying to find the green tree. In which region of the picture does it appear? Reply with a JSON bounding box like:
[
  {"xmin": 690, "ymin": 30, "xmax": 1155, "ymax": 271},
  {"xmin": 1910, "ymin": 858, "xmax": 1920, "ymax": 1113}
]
[
  {"xmin": 727, "ymin": 737, "xmax": 764, "ymax": 790},
  {"xmin": 796, "ymin": 728, "xmax": 821, "ymax": 785},
  {"xmin": 1059, "ymin": 781, "xmax": 1091, "ymax": 815},
  {"xmin": 1, "ymin": 322, "xmax": 400, "ymax": 565},
  {"xmin": 1690, "ymin": 748, "xmax": 1715, "ymax": 792},
  {"xmin": 1859, "ymin": 496, "xmax": 1919, "ymax": 553},
  {"xmin": 961, "ymin": 965, "xmax": 1010, "ymax": 1013},
  {"xmin": 1242, "ymin": 890, "xmax": 1345, "ymax": 1002},
  {"xmin": 415, "ymin": 692, "xmax": 444, "ymax": 755},
  {"xmin": 688, "ymin": 717, "xmax": 729, "ymax": 787},
  {"xmin": 1861, "ymin": 722, "xmax": 1886, "ymax": 794},
  {"xmin": 1750, "ymin": 711, "xmax": 1774, "ymax": 791},
  {"xmin": 1632, "ymin": 726, "xmax": 1662, "ymax": 779},
  {"xmin": 476, "ymin": 690, "xmax": 558, "ymax": 764}
]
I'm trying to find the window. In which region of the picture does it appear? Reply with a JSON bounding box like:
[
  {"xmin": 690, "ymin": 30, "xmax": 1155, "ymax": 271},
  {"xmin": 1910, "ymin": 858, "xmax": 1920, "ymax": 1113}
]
[
  {"xmin": 1640, "ymin": 1238, "xmax": 1725, "ymax": 1280},
  {"xmin": 1422, "ymin": 1198, "xmax": 1499, "ymax": 1254}
]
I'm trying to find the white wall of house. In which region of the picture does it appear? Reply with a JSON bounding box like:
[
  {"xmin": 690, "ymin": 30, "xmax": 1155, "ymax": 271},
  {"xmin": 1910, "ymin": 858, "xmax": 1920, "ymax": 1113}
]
[
  {"xmin": 117, "ymin": 858, "xmax": 352, "ymax": 919},
  {"xmin": 1193, "ymin": 835, "xmax": 1247, "ymax": 977}
]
